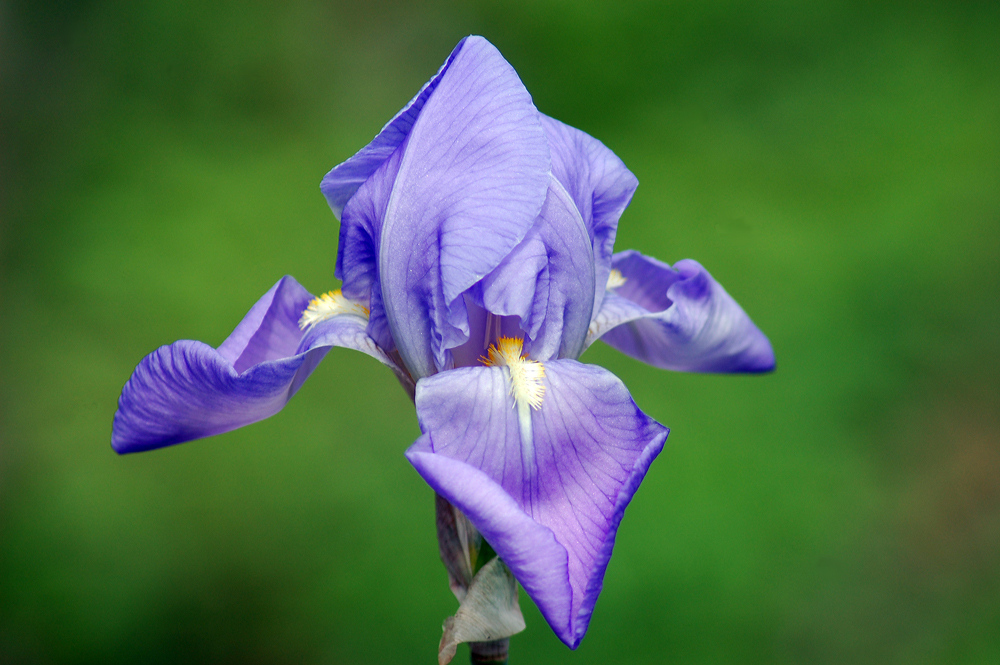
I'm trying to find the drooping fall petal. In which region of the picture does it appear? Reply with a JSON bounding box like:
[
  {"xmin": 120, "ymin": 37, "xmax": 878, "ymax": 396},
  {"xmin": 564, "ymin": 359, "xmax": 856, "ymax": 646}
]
[
  {"xmin": 112, "ymin": 277, "xmax": 405, "ymax": 454},
  {"xmin": 587, "ymin": 250, "xmax": 775, "ymax": 373},
  {"xmin": 407, "ymin": 359, "xmax": 668, "ymax": 648}
]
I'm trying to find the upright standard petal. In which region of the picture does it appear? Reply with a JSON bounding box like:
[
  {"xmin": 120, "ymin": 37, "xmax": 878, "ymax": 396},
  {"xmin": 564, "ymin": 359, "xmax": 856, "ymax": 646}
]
[
  {"xmin": 376, "ymin": 36, "xmax": 550, "ymax": 378},
  {"xmin": 335, "ymin": 146, "xmax": 404, "ymax": 354},
  {"xmin": 469, "ymin": 176, "xmax": 596, "ymax": 362},
  {"xmin": 540, "ymin": 114, "xmax": 638, "ymax": 319},
  {"xmin": 587, "ymin": 250, "xmax": 775, "ymax": 373},
  {"xmin": 406, "ymin": 360, "xmax": 668, "ymax": 648},
  {"xmin": 320, "ymin": 38, "xmax": 466, "ymax": 218},
  {"xmin": 112, "ymin": 277, "xmax": 406, "ymax": 454}
]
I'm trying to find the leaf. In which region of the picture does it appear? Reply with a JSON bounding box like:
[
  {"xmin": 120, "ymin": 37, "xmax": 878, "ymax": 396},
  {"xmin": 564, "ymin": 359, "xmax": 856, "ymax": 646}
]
[{"xmin": 438, "ymin": 557, "xmax": 525, "ymax": 665}]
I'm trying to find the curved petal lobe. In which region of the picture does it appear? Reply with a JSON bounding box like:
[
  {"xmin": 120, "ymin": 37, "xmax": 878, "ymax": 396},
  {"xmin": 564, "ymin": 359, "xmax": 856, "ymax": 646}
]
[
  {"xmin": 320, "ymin": 38, "xmax": 466, "ymax": 218},
  {"xmin": 379, "ymin": 36, "xmax": 550, "ymax": 378},
  {"xmin": 472, "ymin": 176, "xmax": 595, "ymax": 362},
  {"xmin": 588, "ymin": 250, "xmax": 775, "ymax": 373},
  {"xmin": 112, "ymin": 277, "xmax": 404, "ymax": 454},
  {"xmin": 406, "ymin": 360, "xmax": 668, "ymax": 648},
  {"xmin": 335, "ymin": 146, "xmax": 404, "ymax": 354},
  {"xmin": 540, "ymin": 114, "xmax": 638, "ymax": 318}
]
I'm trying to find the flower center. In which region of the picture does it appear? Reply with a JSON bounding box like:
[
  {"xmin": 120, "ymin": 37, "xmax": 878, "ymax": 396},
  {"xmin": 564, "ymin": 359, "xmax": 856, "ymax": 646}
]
[
  {"xmin": 298, "ymin": 290, "xmax": 369, "ymax": 329},
  {"xmin": 480, "ymin": 336, "xmax": 545, "ymax": 410}
]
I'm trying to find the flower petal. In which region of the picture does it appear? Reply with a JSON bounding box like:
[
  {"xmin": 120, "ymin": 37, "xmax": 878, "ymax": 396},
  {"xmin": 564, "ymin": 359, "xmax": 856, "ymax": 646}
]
[
  {"xmin": 214, "ymin": 275, "xmax": 310, "ymax": 371},
  {"xmin": 540, "ymin": 114, "xmax": 638, "ymax": 318},
  {"xmin": 320, "ymin": 38, "xmax": 465, "ymax": 218},
  {"xmin": 335, "ymin": 146, "xmax": 403, "ymax": 354},
  {"xmin": 377, "ymin": 36, "xmax": 550, "ymax": 378},
  {"xmin": 112, "ymin": 277, "xmax": 406, "ymax": 454},
  {"xmin": 471, "ymin": 176, "xmax": 595, "ymax": 362},
  {"xmin": 406, "ymin": 360, "xmax": 668, "ymax": 648},
  {"xmin": 588, "ymin": 250, "xmax": 776, "ymax": 373}
]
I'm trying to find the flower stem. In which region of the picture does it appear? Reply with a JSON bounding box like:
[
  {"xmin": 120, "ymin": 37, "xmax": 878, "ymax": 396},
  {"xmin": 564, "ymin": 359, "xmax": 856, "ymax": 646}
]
[{"xmin": 469, "ymin": 638, "xmax": 509, "ymax": 664}]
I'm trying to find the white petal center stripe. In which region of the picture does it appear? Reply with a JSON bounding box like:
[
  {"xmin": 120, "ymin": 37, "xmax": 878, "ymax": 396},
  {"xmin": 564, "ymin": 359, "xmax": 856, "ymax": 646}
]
[
  {"xmin": 606, "ymin": 269, "xmax": 627, "ymax": 290},
  {"xmin": 298, "ymin": 289, "xmax": 370, "ymax": 329},
  {"xmin": 480, "ymin": 336, "xmax": 546, "ymax": 410}
]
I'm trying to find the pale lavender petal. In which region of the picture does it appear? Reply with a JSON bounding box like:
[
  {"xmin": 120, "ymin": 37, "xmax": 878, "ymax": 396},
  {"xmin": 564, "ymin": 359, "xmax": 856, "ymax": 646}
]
[
  {"xmin": 410, "ymin": 441, "xmax": 573, "ymax": 638},
  {"xmin": 112, "ymin": 277, "xmax": 405, "ymax": 454},
  {"xmin": 320, "ymin": 38, "xmax": 465, "ymax": 218},
  {"xmin": 215, "ymin": 276, "xmax": 308, "ymax": 371},
  {"xmin": 335, "ymin": 146, "xmax": 404, "ymax": 354},
  {"xmin": 112, "ymin": 339, "xmax": 326, "ymax": 454},
  {"xmin": 590, "ymin": 250, "xmax": 775, "ymax": 373},
  {"xmin": 406, "ymin": 360, "xmax": 668, "ymax": 648},
  {"xmin": 585, "ymin": 290, "xmax": 651, "ymax": 347},
  {"xmin": 298, "ymin": 305, "xmax": 412, "ymax": 395},
  {"xmin": 540, "ymin": 114, "xmax": 638, "ymax": 317},
  {"xmin": 470, "ymin": 176, "xmax": 595, "ymax": 362},
  {"xmin": 378, "ymin": 36, "xmax": 550, "ymax": 378}
]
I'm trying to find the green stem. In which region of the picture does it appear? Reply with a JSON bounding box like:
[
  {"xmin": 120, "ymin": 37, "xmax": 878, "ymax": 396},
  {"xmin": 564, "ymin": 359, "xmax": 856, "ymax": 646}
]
[{"xmin": 469, "ymin": 637, "xmax": 509, "ymax": 664}]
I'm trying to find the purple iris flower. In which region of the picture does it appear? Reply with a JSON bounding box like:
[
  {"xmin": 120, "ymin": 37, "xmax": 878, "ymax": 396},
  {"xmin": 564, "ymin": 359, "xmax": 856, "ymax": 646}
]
[{"xmin": 112, "ymin": 36, "xmax": 773, "ymax": 649}]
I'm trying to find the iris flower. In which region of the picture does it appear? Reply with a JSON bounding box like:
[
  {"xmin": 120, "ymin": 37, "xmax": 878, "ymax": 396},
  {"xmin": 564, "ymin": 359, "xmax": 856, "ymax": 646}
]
[{"xmin": 112, "ymin": 36, "xmax": 773, "ymax": 649}]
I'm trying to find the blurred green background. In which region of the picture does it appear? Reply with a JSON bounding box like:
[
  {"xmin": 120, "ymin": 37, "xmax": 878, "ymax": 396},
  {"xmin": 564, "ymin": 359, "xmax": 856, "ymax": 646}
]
[{"xmin": 2, "ymin": 1, "xmax": 998, "ymax": 663}]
